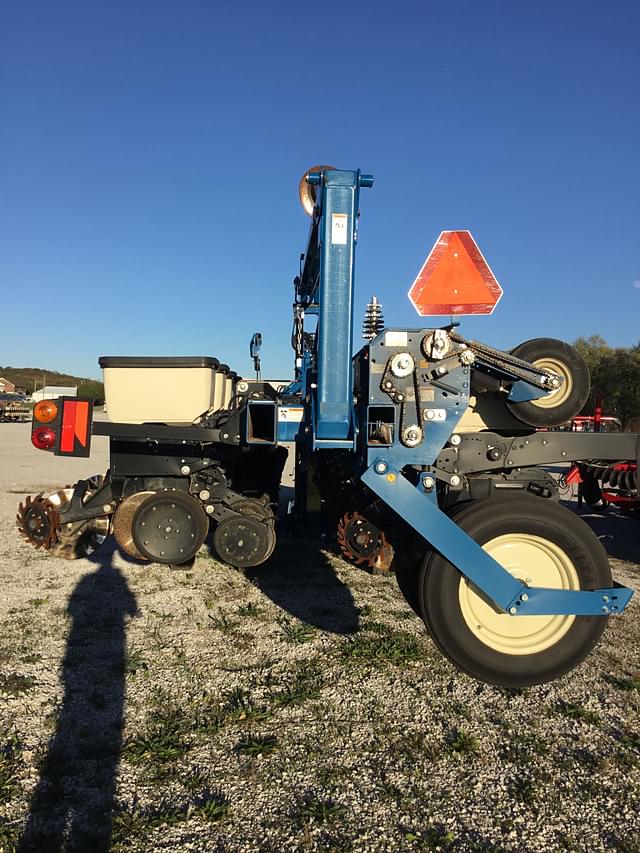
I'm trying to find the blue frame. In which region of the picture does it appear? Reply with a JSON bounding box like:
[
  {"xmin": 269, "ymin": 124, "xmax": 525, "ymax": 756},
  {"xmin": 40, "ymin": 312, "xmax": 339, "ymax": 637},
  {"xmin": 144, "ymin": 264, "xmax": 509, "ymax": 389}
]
[{"xmin": 361, "ymin": 461, "xmax": 633, "ymax": 617}]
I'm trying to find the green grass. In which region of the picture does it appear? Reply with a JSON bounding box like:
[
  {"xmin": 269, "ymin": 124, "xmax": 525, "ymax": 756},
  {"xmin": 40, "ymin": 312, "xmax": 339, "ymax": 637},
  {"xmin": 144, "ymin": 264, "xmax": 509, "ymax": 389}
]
[
  {"xmin": 604, "ymin": 673, "xmax": 640, "ymax": 692},
  {"xmin": 341, "ymin": 626, "xmax": 426, "ymax": 666},
  {"xmin": 222, "ymin": 686, "xmax": 271, "ymax": 723},
  {"xmin": 124, "ymin": 705, "xmax": 192, "ymax": 765},
  {"xmin": 0, "ymin": 734, "xmax": 22, "ymax": 804},
  {"xmin": 208, "ymin": 612, "xmax": 235, "ymax": 632},
  {"xmin": 124, "ymin": 647, "xmax": 148, "ymax": 676},
  {"xmin": 0, "ymin": 673, "xmax": 36, "ymax": 695},
  {"xmin": 403, "ymin": 825, "xmax": 456, "ymax": 850},
  {"xmin": 296, "ymin": 795, "xmax": 347, "ymax": 824},
  {"xmin": 278, "ymin": 616, "xmax": 316, "ymax": 645},
  {"xmin": 236, "ymin": 601, "xmax": 267, "ymax": 620},
  {"xmin": 500, "ymin": 731, "xmax": 549, "ymax": 765},
  {"xmin": 236, "ymin": 734, "xmax": 279, "ymax": 756},
  {"xmin": 446, "ymin": 728, "xmax": 479, "ymax": 755},
  {"xmin": 554, "ymin": 700, "xmax": 600, "ymax": 725},
  {"xmin": 270, "ymin": 661, "xmax": 324, "ymax": 707}
]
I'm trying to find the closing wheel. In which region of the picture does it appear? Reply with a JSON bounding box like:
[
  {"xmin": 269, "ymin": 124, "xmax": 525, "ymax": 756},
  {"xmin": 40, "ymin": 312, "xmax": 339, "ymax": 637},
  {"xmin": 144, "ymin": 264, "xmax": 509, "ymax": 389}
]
[
  {"xmin": 505, "ymin": 338, "xmax": 590, "ymax": 428},
  {"xmin": 418, "ymin": 496, "xmax": 611, "ymax": 687},
  {"xmin": 213, "ymin": 515, "xmax": 275, "ymax": 568}
]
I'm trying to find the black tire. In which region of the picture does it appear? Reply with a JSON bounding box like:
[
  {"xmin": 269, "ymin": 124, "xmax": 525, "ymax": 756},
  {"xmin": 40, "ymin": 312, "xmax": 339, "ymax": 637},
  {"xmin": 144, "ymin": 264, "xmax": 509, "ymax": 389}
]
[
  {"xmin": 418, "ymin": 495, "xmax": 611, "ymax": 687},
  {"xmin": 505, "ymin": 338, "xmax": 590, "ymax": 428}
]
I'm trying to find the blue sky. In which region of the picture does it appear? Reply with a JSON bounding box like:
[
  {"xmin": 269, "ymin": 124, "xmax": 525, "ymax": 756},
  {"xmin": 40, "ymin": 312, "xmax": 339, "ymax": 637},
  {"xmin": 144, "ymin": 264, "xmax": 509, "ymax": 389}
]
[{"xmin": 1, "ymin": 1, "xmax": 639, "ymax": 380}]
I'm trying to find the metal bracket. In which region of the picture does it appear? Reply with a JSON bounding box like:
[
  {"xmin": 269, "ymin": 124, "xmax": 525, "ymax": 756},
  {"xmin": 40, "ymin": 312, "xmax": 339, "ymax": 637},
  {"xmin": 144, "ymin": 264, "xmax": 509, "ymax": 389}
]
[{"xmin": 361, "ymin": 461, "xmax": 633, "ymax": 617}]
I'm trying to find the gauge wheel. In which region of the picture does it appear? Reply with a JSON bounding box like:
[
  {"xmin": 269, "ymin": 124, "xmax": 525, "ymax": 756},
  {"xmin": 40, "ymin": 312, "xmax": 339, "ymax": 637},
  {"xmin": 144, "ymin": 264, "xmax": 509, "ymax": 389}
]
[
  {"xmin": 131, "ymin": 491, "xmax": 209, "ymax": 565},
  {"xmin": 418, "ymin": 495, "xmax": 611, "ymax": 687},
  {"xmin": 505, "ymin": 338, "xmax": 590, "ymax": 428}
]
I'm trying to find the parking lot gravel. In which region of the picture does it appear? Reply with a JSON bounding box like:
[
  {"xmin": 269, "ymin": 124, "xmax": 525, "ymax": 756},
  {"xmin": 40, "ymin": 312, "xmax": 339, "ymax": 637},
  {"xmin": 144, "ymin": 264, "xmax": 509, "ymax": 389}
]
[{"xmin": 0, "ymin": 421, "xmax": 638, "ymax": 852}]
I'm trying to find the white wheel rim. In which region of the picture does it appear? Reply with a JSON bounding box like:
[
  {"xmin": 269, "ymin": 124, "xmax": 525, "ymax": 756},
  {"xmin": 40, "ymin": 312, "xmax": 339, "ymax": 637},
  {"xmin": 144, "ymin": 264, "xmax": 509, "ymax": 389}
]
[
  {"xmin": 531, "ymin": 357, "xmax": 573, "ymax": 409},
  {"xmin": 458, "ymin": 533, "xmax": 579, "ymax": 655}
]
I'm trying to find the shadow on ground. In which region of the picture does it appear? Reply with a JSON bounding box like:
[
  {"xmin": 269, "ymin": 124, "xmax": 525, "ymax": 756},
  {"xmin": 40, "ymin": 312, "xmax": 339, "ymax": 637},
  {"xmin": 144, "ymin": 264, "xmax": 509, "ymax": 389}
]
[
  {"xmin": 574, "ymin": 505, "xmax": 640, "ymax": 564},
  {"xmin": 18, "ymin": 542, "xmax": 138, "ymax": 853},
  {"xmin": 246, "ymin": 538, "xmax": 361, "ymax": 635}
]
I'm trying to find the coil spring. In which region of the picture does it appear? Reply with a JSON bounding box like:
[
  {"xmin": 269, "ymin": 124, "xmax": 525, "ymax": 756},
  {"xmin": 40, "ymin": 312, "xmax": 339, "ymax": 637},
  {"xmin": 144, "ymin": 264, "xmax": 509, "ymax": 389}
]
[{"xmin": 582, "ymin": 461, "xmax": 637, "ymax": 493}]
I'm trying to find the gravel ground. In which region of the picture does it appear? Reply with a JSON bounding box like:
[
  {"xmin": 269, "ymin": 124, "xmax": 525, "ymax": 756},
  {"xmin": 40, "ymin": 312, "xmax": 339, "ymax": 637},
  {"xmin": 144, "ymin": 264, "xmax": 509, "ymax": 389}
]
[{"xmin": 0, "ymin": 421, "xmax": 639, "ymax": 853}]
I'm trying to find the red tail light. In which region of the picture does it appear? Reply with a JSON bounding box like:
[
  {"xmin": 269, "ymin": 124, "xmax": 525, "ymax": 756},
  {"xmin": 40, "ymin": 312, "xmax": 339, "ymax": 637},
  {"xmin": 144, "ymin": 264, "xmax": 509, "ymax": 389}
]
[{"xmin": 31, "ymin": 426, "xmax": 57, "ymax": 450}]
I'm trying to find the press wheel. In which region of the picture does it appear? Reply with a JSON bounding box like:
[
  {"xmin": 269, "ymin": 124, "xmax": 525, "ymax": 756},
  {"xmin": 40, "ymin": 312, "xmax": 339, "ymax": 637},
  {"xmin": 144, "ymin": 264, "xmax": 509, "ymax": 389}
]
[
  {"xmin": 213, "ymin": 515, "xmax": 275, "ymax": 568},
  {"xmin": 418, "ymin": 496, "xmax": 611, "ymax": 686}
]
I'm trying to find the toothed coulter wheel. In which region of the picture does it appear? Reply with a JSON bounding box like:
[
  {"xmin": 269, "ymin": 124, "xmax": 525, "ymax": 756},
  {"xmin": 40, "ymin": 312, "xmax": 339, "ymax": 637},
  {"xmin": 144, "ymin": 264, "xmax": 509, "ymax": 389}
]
[{"xmin": 131, "ymin": 491, "xmax": 208, "ymax": 564}]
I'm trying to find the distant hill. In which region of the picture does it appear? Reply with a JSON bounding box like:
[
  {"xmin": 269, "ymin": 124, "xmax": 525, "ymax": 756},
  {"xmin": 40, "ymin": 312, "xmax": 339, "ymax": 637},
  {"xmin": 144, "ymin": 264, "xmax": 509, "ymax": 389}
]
[{"xmin": 0, "ymin": 366, "xmax": 96, "ymax": 393}]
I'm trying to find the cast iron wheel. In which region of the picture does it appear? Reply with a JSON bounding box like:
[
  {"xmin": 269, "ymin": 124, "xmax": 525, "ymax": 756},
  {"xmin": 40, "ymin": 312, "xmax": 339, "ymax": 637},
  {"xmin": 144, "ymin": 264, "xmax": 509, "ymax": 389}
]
[
  {"xmin": 131, "ymin": 491, "xmax": 208, "ymax": 565},
  {"xmin": 213, "ymin": 515, "xmax": 275, "ymax": 568},
  {"xmin": 418, "ymin": 495, "xmax": 611, "ymax": 687},
  {"xmin": 505, "ymin": 338, "xmax": 590, "ymax": 428}
]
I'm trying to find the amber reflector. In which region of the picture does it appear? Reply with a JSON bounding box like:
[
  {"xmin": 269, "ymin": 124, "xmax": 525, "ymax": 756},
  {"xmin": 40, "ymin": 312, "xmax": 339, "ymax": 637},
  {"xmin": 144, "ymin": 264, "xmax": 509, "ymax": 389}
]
[{"xmin": 34, "ymin": 400, "xmax": 58, "ymax": 423}]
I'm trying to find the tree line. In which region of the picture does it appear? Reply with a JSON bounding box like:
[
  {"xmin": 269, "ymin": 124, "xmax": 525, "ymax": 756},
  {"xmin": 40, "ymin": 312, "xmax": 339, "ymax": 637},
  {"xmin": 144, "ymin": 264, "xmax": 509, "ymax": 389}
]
[{"xmin": 574, "ymin": 336, "xmax": 640, "ymax": 428}]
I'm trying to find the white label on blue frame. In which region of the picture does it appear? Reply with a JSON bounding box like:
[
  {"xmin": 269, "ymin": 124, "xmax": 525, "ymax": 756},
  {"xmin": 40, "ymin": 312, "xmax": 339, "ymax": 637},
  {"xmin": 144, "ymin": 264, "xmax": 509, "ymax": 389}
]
[{"xmin": 331, "ymin": 213, "xmax": 348, "ymax": 245}]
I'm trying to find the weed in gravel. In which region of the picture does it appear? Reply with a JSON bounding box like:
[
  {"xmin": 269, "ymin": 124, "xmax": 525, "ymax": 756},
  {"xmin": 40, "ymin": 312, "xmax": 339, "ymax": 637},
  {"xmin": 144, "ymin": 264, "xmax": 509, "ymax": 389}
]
[
  {"xmin": 236, "ymin": 733, "xmax": 279, "ymax": 756},
  {"xmin": 190, "ymin": 790, "xmax": 230, "ymax": 822},
  {"xmin": 494, "ymin": 685, "xmax": 528, "ymax": 698},
  {"xmin": 0, "ymin": 734, "xmax": 22, "ymax": 804},
  {"xmin": 237, "ymin": 601, "xmax": 267, "ymax": 619},
  {"xmin": 124, "ymin": 705, "xmax": 192, "ymax": 765},
  {"xmin": 499, "ymin": 730, "xmax": 549, "ymax": 765},
  {"xmin": 0, "ymin": 817, "xmax": 20, "ymax": 853},
  {"xmin": 446, "ymin": 728, "xmax": 479, "ymax": 756},
  {"xmin": 508, "ymin": 772, "xmax": 538, "ymax": 808},
  {"xmin": 0, "ymin": 673, "xmax": 35, "ymax": 695},
  {"xmin": 208, "ymin": 612, "xmax": 235, "ymax": 632},
  {"xmin": 554, "ymin": 700, "xmax": 600, "ymax": 725},
  {"xmin": 341, "ymin": 626, "xmax": 426, "ymax": 666},
  {"xmin": 278, "ymin": 616, "xmax": 316, "ymax": 644},
  {"xmin": 614, "ymin": 729, "xmax": 640, "ymax": 769},
  {"xmin": 270, "ymin": 660, "xmax": 324, "ymax": 707},
  {"xmin": 223, "ymin": 686, "xmax": 271, "ymax": 722},
  {"xmin": 403, "ymin": 824, "xmax": 456, "ymax": 850},
  {"xmin": 389, "ymin": 729, "xmax": 441, "ymax": 763},
  {"xmin": 604, "ymin": 673, "xmax": 640, "ymax": 692},
  {"xmin": 124, "ymin": 647, "xmax": 148, "ymax": 677},
  {"xmin": 28, "ymin": 597, "xmax": 48, "ymax": 608},
  {"xmin": 296, "ymin": 794, "xmax": 347, "ymax": 824}
]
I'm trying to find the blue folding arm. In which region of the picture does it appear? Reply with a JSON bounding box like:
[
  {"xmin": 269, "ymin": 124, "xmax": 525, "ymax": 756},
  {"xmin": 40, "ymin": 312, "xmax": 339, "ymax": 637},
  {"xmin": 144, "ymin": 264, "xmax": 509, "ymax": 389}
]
[{"xmin": 362, "ymin": 461, "xmax": 633, "ymax": 617}]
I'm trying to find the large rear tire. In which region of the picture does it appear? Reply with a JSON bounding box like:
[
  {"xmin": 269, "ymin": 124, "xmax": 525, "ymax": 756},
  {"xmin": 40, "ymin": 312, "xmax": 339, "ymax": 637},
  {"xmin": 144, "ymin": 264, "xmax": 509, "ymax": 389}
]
[
  {"xmin": 505, "ymin": 338, "xmax": 590, "ymax": 428},
  {"xmin": 418, "ymin": 496, "xmax": 610, "ymax": 686}
]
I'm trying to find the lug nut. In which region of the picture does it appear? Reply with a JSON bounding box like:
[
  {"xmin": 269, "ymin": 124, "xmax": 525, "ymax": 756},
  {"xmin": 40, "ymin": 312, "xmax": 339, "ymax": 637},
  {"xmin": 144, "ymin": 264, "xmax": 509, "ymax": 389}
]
[
  {"xmin": 450, "ymin": 474, "xmax": 461, "ymax": 487},
  {"xmin": 450, "ymin": 434, "xmax": 461, "ymax": 446},
  {"xmin": 180, "ymin": 465, "xmax": 191, "ymax": 475}
]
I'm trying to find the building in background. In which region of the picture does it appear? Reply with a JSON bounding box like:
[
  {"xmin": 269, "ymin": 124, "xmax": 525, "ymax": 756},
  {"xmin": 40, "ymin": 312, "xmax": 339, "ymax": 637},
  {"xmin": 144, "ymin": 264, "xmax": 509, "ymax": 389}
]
[
  {"xmin": 32, "ymin": 386, "xmax": 77, "ymax": 402},
  {"xmin": 0, "ymin": 378, "xmax": 16, "ymax": 393}
]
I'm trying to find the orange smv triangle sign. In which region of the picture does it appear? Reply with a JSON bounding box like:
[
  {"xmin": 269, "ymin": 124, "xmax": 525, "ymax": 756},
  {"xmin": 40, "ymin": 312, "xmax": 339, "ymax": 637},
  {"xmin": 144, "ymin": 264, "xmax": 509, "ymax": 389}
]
[{"xmin": 408, "ymin": 230, "xmax": 503, "ymax": 316}]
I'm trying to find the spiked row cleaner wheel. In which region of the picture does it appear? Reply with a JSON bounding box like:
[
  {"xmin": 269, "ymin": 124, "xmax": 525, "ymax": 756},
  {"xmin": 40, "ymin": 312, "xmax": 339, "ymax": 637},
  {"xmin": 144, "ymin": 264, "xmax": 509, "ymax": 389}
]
[
  {"xmin": 16, "ymin": 494, "xmax": 60, "ymax": 551},
  {"xmin": 17, "ymin": 479, "xmax": 110, "ymax": 560},
  {"xmin": 337, "ymin": 511, "xmax": 394, "ymax": 575}
]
